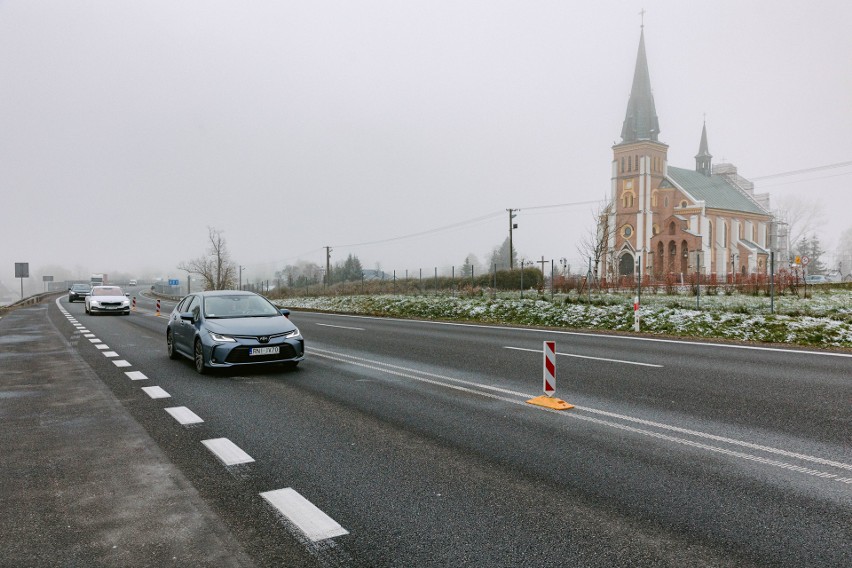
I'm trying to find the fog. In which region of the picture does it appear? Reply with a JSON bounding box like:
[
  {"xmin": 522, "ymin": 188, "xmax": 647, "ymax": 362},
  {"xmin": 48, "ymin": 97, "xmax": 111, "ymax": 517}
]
[{"xmin": 2, "ymin": 1, "xmax": 851, "ymax": 298}]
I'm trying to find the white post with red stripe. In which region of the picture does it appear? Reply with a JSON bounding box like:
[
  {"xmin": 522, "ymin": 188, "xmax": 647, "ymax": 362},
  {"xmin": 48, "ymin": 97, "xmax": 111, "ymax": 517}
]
[
  {"xmin": 543, "ymin": 341, "xmax": 556, "ymax": 396},
  {"xmin": 633, "ymin": 295, "xmax": 640, "ymax": 332},
  {"xmin": 155, "ymin": 299, "xmax": 161, "ymax": 316},
  {"xmin": 527, "ymin": 340, "xmax": 573, "ymax": 410}
]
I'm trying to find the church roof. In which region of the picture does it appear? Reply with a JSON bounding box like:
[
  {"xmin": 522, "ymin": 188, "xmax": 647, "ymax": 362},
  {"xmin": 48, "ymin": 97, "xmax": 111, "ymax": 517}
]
[
  {"xmin": 666, "ymin": 166, "xmax": 769, "ymax": 216},
  {"xmin": 620, "ymin": 29, "xmax": 660, "ymax": 143}
]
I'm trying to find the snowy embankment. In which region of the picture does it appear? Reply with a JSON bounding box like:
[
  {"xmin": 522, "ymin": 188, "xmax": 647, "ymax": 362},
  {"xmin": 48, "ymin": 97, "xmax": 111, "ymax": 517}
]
[{"xmin": 274, "ymin": 292, "xmax": 852, "ymax": 349}]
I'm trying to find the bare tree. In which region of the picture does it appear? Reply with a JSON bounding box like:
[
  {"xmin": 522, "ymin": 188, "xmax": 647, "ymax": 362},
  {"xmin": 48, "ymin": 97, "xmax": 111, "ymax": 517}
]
[
  {"xmin": 577, "ymin": 200, "xmax": 615, "ymax": 280},
  {"xmin": 775, "ymin": 195, "xmax": 826, "ymax": 252},
  {"xmin": 178, "ymin": 227, "xmax": 237, "ymax": 290}
]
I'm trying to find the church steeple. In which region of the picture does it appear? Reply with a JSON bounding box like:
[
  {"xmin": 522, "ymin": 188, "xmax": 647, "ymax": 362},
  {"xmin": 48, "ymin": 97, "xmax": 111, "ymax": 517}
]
[
  {"xmin": 695, "ymin": 120, "xmax": 712, "ymax": 176},
  {"xmin": 620, "ymin": 28, "xmax": 660, "ymax": 143}
]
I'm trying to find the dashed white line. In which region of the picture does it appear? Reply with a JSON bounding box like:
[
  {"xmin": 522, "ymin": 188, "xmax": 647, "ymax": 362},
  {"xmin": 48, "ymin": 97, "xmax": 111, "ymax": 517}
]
[
  {"xmin": 141, "ymin": 386, "xmax": 171, "ymax": 399},
  {"xmin": 102, "ymin": 351, "xmax": 119, "ymax": 358},
  {"xmin": 202, "ymin": 438, "xmax": 255, "ymax": 466},
  {"xmin": 112, "ymin": 360, "xmax": 131, "ymax": 367},
  {"xmin": 95, "ymin": 344, "xmax": 109, "ymax": 350},
  {"xmin": 260, "ymin": 488, "xmax": 349, "ymax": 541},
  {"xmin": 504, "ymin": 346, "xmax": 663, "ymax": 368},
  {"xmin": 315, "ymin": 323, "xmax": 366, "ymax": 331},
  {"xmin": 125, "ymin": 371, "xmax": 148, "ymax": 381},
  {"xmin": 165, "ymin": 406, "xmax": 204, "ymax": 425}
]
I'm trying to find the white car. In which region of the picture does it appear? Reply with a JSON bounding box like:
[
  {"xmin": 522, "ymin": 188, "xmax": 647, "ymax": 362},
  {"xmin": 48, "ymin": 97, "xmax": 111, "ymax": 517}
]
[{"xmin": 86, "ymin": 285, "xmax": 131, "ymax": 315}]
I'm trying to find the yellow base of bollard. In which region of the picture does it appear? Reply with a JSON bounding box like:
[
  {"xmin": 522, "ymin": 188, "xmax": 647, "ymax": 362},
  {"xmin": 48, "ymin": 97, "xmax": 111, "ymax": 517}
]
[{"xmin": 526, "ymin": 395, "xmax": 574, "ymax": 410}]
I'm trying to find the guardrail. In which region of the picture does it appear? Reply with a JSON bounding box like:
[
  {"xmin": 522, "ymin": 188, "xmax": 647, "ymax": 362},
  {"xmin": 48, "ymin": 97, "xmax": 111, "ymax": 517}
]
[{"xmin": 0, "ymin": 291, "xmax": 64, "ymax": 314}]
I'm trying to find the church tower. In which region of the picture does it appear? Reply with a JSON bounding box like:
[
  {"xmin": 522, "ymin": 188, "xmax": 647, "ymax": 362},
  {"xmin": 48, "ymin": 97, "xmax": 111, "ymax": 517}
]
[
  {"xmin": 695, "ymin": 121, "xmax": 712, "ymax": 176},
  {"xmin": 609, "ymin": 27, "xmax": 668, "ymax": 278}
]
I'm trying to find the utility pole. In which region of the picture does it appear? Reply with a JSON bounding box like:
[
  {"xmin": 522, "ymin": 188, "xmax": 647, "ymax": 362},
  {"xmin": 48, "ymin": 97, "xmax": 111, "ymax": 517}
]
[
  {"xmin": 324, "ymin": 246, "xmax": 332, "ymax": 287},
  {"xmin": 507, "ymin": 209, "xmax": 519, "ymax": 269}
]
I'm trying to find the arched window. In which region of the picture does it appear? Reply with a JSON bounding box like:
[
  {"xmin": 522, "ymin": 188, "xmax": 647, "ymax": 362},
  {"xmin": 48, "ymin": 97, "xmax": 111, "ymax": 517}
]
[
  {"xmin": 652, "ymin": 224, "xmax": 659, "ymax": 236},
  {"xmin": 622, "ymin": 192, "xmax": 634, "ymax": 208},
  {"xmin": 651, "ymin": 190, "xmax": 658, "ymax": 207},
  {"xmin": 708, "ymin": 221, "xmax": 713, "ymax": 248},
  {"xmin": 635, "ymin": 155, "xmax": 639, "ymax": 172},
  {"xmin": 621, "ymin": 157, "xmax": 625, "ymax": 173},
  {"xmin": 628, "ymin": 155, "xmax": 632, "ymax": 171},
  {"xmin": 664, "ymin": 196, "xmax": 669, "ymax": 208},
  {"xmin": 723, "ymin": 222, "xmax": 728, "ymax": 246},
  {"xmin": 669, "ymin": 221, "xmax": 676, "ymax": 235},
  {"xmin": 680, "ymin": 200, "xmax": 688, "ymax": 208}
]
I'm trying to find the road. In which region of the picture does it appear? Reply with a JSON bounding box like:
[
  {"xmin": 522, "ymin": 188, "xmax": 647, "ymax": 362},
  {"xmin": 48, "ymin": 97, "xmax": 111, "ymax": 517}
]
[{"xmin": 10, "ymin": 288, "xmax": 852, "ymax": 567}]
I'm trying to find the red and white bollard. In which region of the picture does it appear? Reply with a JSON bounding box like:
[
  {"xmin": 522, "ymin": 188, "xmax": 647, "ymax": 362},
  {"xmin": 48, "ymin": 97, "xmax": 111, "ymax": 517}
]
[
  {"xmin": 633, "ymin": 295, "xmax": 640, "ymax": 332},
  {"xmin": 132, "ymin": 296, "xmax": 136, "ymax": 311},
  {"xmin": 526, "ymin": 341, "xmax": 574, "ymax": 410},
  {"xmin": 155, "ymin": 299, "xmax": 161, "ymax": 316}
]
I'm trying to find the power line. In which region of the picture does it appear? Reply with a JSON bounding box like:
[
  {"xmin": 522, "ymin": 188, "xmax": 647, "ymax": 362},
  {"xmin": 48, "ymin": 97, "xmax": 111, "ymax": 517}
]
[
  {"xmin": 750, "ymin": 160, "xmax": 852, "ymax": 181},
  {"xmin": 332, "ymin": 211, "xmax": 504, "ymax": 249}
]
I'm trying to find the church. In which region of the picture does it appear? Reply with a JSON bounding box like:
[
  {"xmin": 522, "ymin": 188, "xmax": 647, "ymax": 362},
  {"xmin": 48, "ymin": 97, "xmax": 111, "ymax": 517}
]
[{"xmin": 600, "ymin": 27, "xmax": 783, "ymax": 282}]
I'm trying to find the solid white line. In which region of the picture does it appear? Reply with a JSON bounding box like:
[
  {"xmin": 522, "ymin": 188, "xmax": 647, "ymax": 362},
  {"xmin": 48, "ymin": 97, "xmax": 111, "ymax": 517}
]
[
  {"xmin": 165, "ymin": 406, "xmax": 204, "ymax": 425},
  {"xmin": 310, "ymin": 313, "xmax": 852, "ymax": 358},
  {"xmin": 202, "ymin": 438, "xmax": 255, "ymax": 466},
  {"xmin": 103, "ymin": 351, "xmax": 119, "ymax": 357},
  {"xmin": 112, "ymin": 360, "xmax": 131, "ymax": 367},
  {"xmin": 260, "ymin": 488, "xmax": 349, "ymax": 541},
  {"xmin": 315, "ymin": 323, "xmax": 366, "ymax": 331},
  {"xmin": 125, "ymin": 371, "xmax": 148, "ymax": 381},
  {"xmin": 504, "ymin": 346, "xmax": 663, "ymax": 368},
  {"xmin": 141, "ymin": 386, "xmax": 170, "ymax": 399},
  {"xmin": 308, "ymin": 347, "xmax": 852, "ymax": 480}
]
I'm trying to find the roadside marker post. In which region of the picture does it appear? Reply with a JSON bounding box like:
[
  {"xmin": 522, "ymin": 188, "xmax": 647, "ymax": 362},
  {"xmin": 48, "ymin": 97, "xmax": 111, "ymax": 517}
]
[
  {"xmin": 526, "ymin": 341, "xmax": 574, "ymax": 410},
  {"xmin": 634, "ymin": 295, "xmax": 640, "ymax": 332},
  {"xmin": 132, "ymin": 296, "xmax": 136, "ymax": 311},
  {"xmin": 155, "ymin": 299, "xmax": 161, "ymax": 316}
]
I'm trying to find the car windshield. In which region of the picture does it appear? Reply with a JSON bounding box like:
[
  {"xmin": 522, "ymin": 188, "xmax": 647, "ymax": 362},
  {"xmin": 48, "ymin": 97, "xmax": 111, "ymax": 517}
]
[
  {"xmin": 203, "ymin": 295, "xmax": 280, "ymax": 318},
  {"xmin": 92, "ymin": 287, "xmax": 123, "ymax": 296},
  {"xmin": 71, "ymin": 285, "xmax": 90, "ymax": 291}
]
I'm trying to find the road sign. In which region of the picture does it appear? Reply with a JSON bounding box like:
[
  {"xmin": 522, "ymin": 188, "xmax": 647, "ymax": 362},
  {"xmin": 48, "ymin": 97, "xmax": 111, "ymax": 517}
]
[
  {"xmin": 14, "ymin": 263, "xmax": 29, "ymax": 278},
  {"xmin": 168, "ymin": 279, "xmax": 180, "ymax": 286},
  {"xmin": 801, "ymin": 256, "xmax": 810, "ymax": 266},
  {"xmin": 543, "ymin": 341, "xmax": 556, "ymax": 396}
]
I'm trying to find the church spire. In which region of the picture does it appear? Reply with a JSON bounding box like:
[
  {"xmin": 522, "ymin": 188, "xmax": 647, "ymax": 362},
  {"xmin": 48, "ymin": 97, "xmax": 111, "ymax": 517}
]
[
  {"xmin": 695, "ymin": 120, "xmax": 713, "ymax": 176},
  {"xmin": 620, "ymin": 28, "xmax": 660, "ymax": 143}
]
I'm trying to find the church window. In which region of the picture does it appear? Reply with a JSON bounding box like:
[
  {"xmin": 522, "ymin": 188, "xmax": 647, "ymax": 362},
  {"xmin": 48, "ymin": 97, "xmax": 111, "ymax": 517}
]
[
  {"xmin": 635, "ymin": 155, "xmax": 639, "ymax": 172},
  {"xmin": 664, "ymin": 196, "xmax": 669, "ymax": 207},
  {"xmin": 680, "ymin": 200, "xmax": 688, "ymax": 208},
  {"xmin": 622, "ymin": 225, "xmax": 634, "ymax": 238},
  {"xmin": 723, "ymin": 222, "xmax": 728, "ymax": 246},
  {"xmin": 651, "ymin": 190, "xmax": 658, "ymax": 207},
  {"xmin": 622, "ymin": 192, "xmax": 635, "ymax": 208},
  {"xmin": 708, "ymin": 221, "xmax": 713, "ymax": 248},
  {"xmin": 669, "ymin": 221, "xmax": 676, "ymax": 235},
  {"xmin": 652, "ymin": 224, "xmax": 659, "ymax": 236},
  {"xmin": 628, "ymin": 156, "xmax": 632, "ymax": 171},
  {"xmin": 621, "ymin": 157, "xmax": 625, "ymax": 173}
]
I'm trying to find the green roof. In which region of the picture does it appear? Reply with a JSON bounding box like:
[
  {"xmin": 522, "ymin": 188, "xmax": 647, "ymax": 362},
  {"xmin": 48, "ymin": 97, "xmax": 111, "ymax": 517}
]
[{"xmin": 666, "ymin": 166, "xmax": 768, "ymax": 216}]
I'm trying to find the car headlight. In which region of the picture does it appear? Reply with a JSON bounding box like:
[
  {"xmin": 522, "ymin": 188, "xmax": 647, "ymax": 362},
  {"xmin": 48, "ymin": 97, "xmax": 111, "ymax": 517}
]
[
  {"xmin": 285, "ymin": 328, "xmax": 301, "ymax": 338},
  {"xmin": 90, "ymin": 301, "xmax": 100, "ymax": 307},
  {"xmin": 122, "ymin": 300, "xmax": 130, "ymax": 306},
  {"xmin": 209, "ymin": 332, "xmax": 236, "ymax": 342}
]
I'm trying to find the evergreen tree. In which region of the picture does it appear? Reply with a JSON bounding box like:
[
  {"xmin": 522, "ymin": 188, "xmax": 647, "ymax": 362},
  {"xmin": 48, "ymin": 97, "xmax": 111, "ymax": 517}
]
[
  {"xmin": 794, "ymin": 234, "xmax": 827, "ymax": 274},
  {"xmin": 489, "ymin": 238, "xmax": 517, "ymax": 271}
]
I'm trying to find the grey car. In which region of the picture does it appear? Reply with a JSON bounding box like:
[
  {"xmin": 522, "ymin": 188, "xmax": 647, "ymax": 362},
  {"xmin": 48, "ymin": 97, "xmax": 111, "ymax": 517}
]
[
  {"xmin": 68, "ymin": 283, "xmax": 92, "ymax": 302},
  {"xmin": 166, "ymin": 290, "xmax": 304, "ymax": 374}
]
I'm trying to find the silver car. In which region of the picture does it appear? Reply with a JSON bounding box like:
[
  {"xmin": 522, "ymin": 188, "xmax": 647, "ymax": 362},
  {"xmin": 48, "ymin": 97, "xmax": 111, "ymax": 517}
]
[{"xmin": 85, "ymin": 286, "xmax": 131, "ymax": 315}]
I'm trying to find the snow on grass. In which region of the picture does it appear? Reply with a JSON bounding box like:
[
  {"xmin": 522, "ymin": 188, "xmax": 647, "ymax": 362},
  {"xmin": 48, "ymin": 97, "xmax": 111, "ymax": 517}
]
[{"xmin": 274, "ymin": 291, "xmax": 852, "ymax": 348}]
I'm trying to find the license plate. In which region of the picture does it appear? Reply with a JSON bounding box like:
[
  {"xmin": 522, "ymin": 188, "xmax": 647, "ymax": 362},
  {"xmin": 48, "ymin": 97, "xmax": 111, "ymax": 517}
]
[{"xmin": 250, "ymin": 346, "xmax": 279, "ymax": 356}]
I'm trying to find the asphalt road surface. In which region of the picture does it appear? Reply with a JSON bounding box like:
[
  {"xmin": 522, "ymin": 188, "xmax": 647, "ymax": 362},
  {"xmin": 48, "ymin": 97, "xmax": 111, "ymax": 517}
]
[{"xmin": 3, "ymin": 289, "xmax": 850, "ymax": 567}]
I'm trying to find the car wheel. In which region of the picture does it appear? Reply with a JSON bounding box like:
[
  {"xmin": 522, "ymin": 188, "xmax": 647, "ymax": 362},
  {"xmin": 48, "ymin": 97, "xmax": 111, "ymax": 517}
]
[
  {"xmin": 166, "ymin": 330, "xmax": 179, "ymax": 360},
  {"xmin": 194, "ymin": 339, "xmax": 207, "ymax": 374}
]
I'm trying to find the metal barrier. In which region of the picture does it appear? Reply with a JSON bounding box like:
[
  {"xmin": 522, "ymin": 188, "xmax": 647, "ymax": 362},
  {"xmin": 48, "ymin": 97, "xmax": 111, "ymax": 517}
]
[{"xmin": 0, "ymin": 291, "xmax": 63, "ymax": 314}]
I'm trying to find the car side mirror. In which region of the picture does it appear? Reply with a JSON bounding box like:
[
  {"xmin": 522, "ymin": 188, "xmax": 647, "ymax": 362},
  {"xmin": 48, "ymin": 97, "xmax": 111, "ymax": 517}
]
[
  {"xmin": 125, "ymin": 293, "xmax": 130, "ymax": 297},
  {"xmin": 280, "ymin": 309, "xmax": 291, "ymax": 318},
  {"xmin": 180, "ymin": 312, "xmax": 195, "ymax": 322}
]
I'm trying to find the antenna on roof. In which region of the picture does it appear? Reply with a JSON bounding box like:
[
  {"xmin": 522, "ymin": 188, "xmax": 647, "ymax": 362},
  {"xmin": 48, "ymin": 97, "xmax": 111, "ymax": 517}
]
[{"xmin": 639, "ymin": 8, "xmax": 646, "ymax": 29}]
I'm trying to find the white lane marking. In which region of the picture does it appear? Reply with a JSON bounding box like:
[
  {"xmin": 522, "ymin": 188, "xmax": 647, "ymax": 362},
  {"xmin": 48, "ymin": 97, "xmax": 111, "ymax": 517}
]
[
  {"xmin": 125, "ymin": 371, "xmax": 148, "ymax": 381},
  {"xmin": 165, "ymin": 406, "xmax": 204, "ymax": 425},
  {"xmin": 103, "ymin": 351, "xmax": 119, "ymax": 358},
  {"xmin": 260, "ymin": 488, "xmax": 349, "ymax": 541},
  {"xmin": 313, "ymin": 313, "xmax": 852, "ymax": 358},
  {"xmin": 315, "ymin": 323, "xmax": 366, "ymax": 331},
  {"xmin": 504, "ymin": 346, "xmax": 663, "ymax": 368},
  {"xmin": 84, "ymin": 334, "xmax": 96, "ymax": 338},
  {"xmin": 308, "ymin": 348, "xmax": 852, "ymax": 481},
  {"xmin": 141, "ymin": 386, "xmax": 171, "ymax": 399},
  {"xmin": 202, "ymin": 438, "xmax": 254, "ymax": 466},
  {"xmin": 112, "ymin": 360, "xmax": 131, "ymax": 367},
  {"xmin": 95, "ymin": 344, "xmax": 109, "ymax": 350},
  {"xmin": 89, "ymin": 338, "xmax": 102, "ymax": 344}
]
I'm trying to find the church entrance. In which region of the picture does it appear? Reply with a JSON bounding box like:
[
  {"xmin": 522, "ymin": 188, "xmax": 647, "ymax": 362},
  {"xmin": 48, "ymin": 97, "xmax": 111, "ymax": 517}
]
[{"xmin": 618, "ymin": 253, "xmax": 635, "ymax": 277}]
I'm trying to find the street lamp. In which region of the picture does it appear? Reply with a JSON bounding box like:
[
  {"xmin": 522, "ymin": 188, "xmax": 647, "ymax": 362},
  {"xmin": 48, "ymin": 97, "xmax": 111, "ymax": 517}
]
[{"xmin": 239, "ymin": 265, "xmax": 246, "ymax": 290}]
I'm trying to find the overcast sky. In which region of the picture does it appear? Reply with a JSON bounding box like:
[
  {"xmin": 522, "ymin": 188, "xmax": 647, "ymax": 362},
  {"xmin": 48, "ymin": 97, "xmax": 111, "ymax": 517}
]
[{"xmin": 2, "ymin": 0, "xmax": 851, "ymax": 292}]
